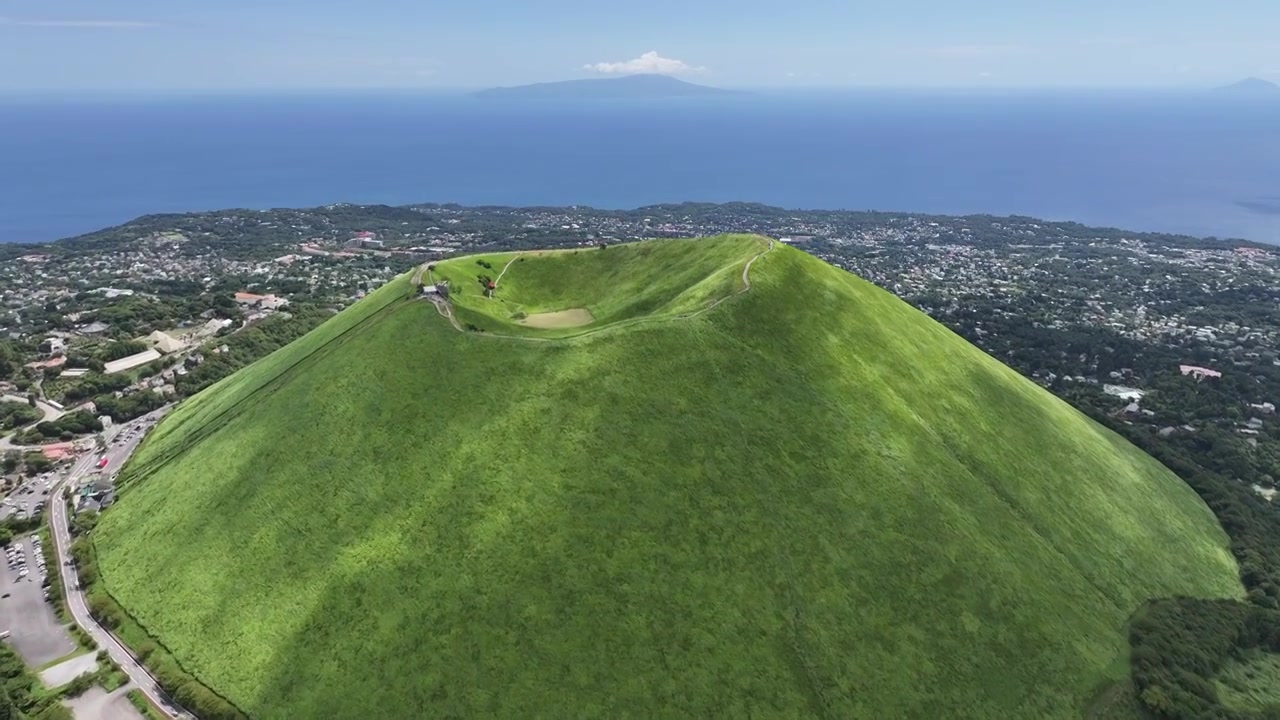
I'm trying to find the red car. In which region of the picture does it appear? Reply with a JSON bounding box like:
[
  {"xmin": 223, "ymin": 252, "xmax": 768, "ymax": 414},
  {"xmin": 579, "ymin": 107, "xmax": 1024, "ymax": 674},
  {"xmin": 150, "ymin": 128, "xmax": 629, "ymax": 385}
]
[{"xmin": 97, "ymin": 457, "xmax": 109, "ymax": 469}]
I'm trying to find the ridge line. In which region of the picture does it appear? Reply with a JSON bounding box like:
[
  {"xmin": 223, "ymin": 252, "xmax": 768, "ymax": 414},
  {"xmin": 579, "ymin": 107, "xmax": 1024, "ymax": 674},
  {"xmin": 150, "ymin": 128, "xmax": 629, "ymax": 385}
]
[{"xmin": 422, "ymin": 237, "xmax": 774, "ymax": 343}]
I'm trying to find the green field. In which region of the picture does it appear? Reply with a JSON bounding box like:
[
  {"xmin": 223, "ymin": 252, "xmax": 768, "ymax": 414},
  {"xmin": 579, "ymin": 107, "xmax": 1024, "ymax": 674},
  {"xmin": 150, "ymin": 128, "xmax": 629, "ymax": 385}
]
[{"xmin": 94, "ymin": 235, "xmax": 1240, "ymax": 719}]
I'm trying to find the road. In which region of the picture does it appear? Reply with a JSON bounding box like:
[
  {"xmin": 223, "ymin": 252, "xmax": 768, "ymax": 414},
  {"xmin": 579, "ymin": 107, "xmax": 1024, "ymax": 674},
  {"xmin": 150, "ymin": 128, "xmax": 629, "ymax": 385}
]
[
  {"xmin": 49, "ymin": 409, "xmax": 192, "ymax": 720},
  {"xmin": 410, "ymin": 262, "xmax": 430, "ymax": 287},
  {"xmin": 0, "ymin": 393, "xmax": 68, "ymax": 453}
]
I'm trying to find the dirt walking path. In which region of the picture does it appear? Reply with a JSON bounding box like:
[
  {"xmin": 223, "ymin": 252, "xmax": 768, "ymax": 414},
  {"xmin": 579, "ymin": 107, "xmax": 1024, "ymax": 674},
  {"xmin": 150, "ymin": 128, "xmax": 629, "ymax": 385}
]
[
  {"xmin": 429, "ymin": 296, "xmax": 464, "ymax": 333},
  {"xmin": 493, "ymin": 255, "xmax": 521, "ymax": 289},
  {"xmin": 410, "ymin": 261, "xmax": 435, "ymax": 288}
]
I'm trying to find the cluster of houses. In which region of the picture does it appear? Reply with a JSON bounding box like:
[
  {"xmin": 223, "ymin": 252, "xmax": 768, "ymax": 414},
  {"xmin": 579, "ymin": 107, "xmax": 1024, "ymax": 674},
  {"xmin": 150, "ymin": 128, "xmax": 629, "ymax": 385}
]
[
  {"xmin": 75, "ymin": 473, "xmax": 115, "ymax": 515},
  {"xmin": 28, "ymin": 316, "xmax": 236, "ymax": 379},
  {"xmin": 1101, "ymin": 362, "xmax": 1275, "ymax": 444}
]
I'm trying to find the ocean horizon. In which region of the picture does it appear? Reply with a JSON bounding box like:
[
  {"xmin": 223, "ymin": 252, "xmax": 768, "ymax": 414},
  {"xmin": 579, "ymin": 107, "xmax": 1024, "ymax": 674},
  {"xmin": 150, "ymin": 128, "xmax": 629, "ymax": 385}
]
[{"xmin": 2, "ymin": 89, "xmax": 1278, "ymax": 244}]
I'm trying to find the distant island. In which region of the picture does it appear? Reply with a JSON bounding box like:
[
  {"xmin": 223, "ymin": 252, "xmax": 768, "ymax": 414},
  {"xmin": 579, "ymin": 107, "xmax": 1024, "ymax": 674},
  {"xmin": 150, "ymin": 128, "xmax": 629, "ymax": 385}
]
[
  {"xmin": 474, "ymin": 74, "xmax": 740, "ymax": 100},
  {"xmin": 1215, "ymin": 77, "xmax": 1280, "ymax": 97}
]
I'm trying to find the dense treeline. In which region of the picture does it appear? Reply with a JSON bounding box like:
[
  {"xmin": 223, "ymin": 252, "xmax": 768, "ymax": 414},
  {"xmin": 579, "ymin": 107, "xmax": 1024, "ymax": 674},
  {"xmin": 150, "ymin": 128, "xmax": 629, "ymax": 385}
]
[
  {"xmin": 0, "ymin": 343, "xmax": 17, "ymax": 381},
  {"xmin": 91, "ymin": 392, "xmax": 166, "ymax": 424},
  {"xmin": 58, "ymin": 374, "xmax": 132, "ymax": 404},
  {"xmin": 10, "ymin": 286, "xmax": 243, "ymax": 340},
  {"xmin": 99, "ymin": 340, "xmax": 148, "ymax": 362}
]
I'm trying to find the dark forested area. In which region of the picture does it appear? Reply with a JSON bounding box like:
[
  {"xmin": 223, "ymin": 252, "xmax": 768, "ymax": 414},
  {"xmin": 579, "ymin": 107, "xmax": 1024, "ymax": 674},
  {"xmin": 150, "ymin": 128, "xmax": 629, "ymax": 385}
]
[{"xmin": 1129, "ymin": 599, "xmax": 1280, "ymax": 720}]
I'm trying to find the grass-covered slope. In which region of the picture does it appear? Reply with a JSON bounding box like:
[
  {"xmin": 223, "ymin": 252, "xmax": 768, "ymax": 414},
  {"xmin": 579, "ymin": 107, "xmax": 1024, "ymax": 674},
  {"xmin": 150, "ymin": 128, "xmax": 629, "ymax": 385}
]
[
  {"xmin": 431, "ymin": 235, "xmax": 764, "ymax": 336},
  {"xmin": 95, "ymin": 236, "xmax": 1239, "ymax": 719}
]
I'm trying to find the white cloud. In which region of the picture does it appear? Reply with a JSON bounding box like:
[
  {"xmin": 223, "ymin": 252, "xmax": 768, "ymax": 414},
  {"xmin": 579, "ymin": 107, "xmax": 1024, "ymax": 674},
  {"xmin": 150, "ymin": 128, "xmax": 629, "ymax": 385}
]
[
  {"xmin": 583, "ymin": 51, "xmax": 704, "ymax": 75},
  {"xmin": 0, "ymin": 16, "xmax": 156, "ymax": 29},
  {"xmin": 1076, "ymin": 36, "xmax": 1141, "ymax": 49},
  {"xmin": 922, "ymin": 44, "xmax": 1025, "ymax": 59}
]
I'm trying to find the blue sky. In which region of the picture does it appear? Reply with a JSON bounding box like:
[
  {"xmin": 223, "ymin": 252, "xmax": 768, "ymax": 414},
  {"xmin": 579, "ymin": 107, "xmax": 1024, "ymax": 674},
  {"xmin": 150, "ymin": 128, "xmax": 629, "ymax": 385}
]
[{"xmin": 2, "ymin": 0, "xmax": 1277, "ymax": 91}]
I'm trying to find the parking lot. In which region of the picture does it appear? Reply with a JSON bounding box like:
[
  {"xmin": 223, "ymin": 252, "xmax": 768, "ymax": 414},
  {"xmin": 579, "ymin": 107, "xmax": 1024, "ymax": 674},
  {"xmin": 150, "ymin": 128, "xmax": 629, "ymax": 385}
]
[
  {"xmin": 1, "ymin": 472, "xmax": 60, "ymax": 522},
  {"xmin": 63, "ymin": 685, "xmax": 146, "ymax": 720},
  {"xmin": 0, "ymin": 534, "xmax": 76, "ymax": 666}
]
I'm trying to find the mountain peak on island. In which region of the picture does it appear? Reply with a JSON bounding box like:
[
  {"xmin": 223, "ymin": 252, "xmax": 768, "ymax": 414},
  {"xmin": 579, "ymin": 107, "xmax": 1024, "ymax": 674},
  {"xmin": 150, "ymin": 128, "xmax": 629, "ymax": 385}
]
[
  {"xmin": 475, "ymin": 74, "xmax": 739, "ymax": 100},
  {"xmin": 1215, "ymin": 77, "xmax": 1280, "ymax": 97}
]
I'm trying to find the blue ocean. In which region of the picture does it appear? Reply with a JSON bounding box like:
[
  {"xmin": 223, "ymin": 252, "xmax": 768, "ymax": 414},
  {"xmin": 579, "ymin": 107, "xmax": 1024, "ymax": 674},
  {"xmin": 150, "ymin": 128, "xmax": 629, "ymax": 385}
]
[{"xmin": 2, "ymin": 90, "xmax": 1278, "ymax": 244}]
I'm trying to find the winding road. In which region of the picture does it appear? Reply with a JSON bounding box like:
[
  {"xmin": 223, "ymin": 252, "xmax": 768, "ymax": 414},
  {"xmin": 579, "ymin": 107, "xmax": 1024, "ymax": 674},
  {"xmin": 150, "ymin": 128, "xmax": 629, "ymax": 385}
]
[
  {"xmin": 0, "ymin": 394, "xmax": 64, "ymax": 424},
  {"xmin": 0, "ymin": 394, "xmax": 68, "ymax": 452},
  {"xmin": 49, "ymin": 410, "xmax": 192, "ymax": 720}
]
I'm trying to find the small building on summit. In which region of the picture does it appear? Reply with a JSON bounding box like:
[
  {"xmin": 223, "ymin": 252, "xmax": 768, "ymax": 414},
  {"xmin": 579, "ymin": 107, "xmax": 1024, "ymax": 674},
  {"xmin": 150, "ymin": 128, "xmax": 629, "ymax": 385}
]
[{"xmin": 420, "ymin": 281, "xmax": 449, "ymax": 298}]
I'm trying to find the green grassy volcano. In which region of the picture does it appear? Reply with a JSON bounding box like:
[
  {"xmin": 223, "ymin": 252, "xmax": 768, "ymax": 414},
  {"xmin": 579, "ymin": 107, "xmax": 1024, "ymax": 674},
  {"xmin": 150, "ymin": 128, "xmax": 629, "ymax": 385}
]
[{"xmin": 94, "ymin": 235, "xmax": 1239, "ymax": 719}]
